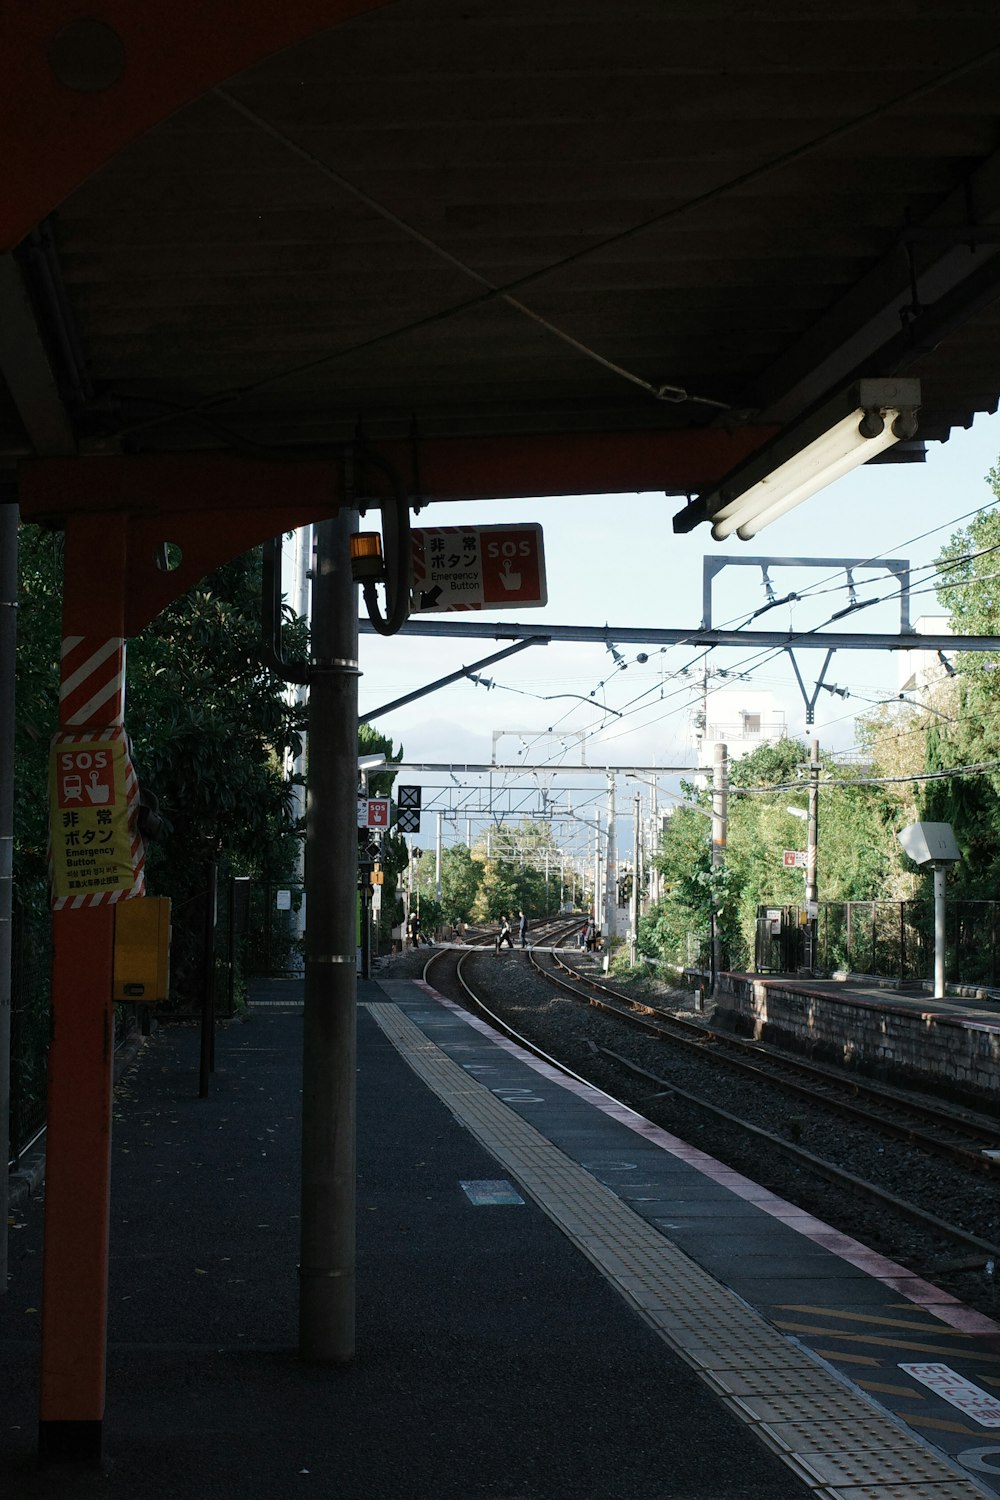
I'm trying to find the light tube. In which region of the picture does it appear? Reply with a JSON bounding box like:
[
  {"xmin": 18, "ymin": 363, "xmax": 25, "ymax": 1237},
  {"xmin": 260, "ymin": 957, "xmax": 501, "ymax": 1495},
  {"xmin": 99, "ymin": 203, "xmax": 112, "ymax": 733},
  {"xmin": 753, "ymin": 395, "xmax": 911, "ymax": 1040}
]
[{"xmin": 710, "ymin": 408, "xmax": 902, "ymax": 541}]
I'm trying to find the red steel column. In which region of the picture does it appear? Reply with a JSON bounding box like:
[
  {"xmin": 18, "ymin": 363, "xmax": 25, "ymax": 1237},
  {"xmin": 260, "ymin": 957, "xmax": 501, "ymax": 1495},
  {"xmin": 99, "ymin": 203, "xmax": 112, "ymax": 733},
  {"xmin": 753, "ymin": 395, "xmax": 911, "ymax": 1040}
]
[{"xmin": 38, "ymin": 513, "xmax": 128, "ymax": 1466}]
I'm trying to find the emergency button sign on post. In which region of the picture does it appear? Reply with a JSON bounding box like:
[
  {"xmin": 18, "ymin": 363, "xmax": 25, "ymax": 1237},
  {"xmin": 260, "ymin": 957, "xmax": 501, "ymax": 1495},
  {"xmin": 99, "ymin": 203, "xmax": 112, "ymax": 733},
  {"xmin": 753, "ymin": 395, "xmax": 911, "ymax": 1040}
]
[
  {"xmin": 411, "ymin": 523, "xmax": 547, "ymax": 613},
  {"xmin": 48, "ymin": 734, "xmax": 138, "ymax": 903}
]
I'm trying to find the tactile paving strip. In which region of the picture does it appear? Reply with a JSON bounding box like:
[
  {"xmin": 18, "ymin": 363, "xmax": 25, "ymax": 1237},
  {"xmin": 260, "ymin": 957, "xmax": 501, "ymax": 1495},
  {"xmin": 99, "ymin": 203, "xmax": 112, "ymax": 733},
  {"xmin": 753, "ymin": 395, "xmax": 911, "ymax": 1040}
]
[{"xmin": 368, "ymin": 1001, "xmax": 993, "ymax": 1499}]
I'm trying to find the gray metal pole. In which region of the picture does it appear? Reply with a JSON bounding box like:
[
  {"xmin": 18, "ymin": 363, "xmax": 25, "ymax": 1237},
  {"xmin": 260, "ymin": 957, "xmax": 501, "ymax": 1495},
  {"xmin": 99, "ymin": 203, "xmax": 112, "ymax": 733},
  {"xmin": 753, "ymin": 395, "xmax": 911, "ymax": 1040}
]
[
  {"xmin": 593, "ymin": 811, "xmax": 601, "ymax": 932},
  {"xmin": 805, "ymin": 739, "xmax": 819, "ymax": 906},
  {"xmin": 299, "ymin": 509, "xmax": 359, "ymax": 1363},
  {"xmin": 604, "ymin": 774, "xmax": 617, "ymax": 941},
  {"xmin": 804, "ymin": 738, "xmax": 820, "ymax": 974},
  {"xmin": 711, "ymin": 742, "xmax": 728, "ymax": 995},
  {"xmin": 933, "ymin": 863, "xmax": 947, "ymax": 999},
  {"xmin": 0, "ymin": 500, "xmax": 17, "ymax": 1294},
  {"xmin": 629, "ymin": 792, "xmax": 640, "ymax": 966}
]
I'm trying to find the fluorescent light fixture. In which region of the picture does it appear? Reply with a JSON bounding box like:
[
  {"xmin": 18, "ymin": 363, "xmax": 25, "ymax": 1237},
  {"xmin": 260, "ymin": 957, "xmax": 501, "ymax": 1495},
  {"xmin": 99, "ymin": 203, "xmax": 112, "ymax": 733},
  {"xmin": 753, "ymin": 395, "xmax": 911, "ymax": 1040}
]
[{"xmin": 673, "ymin": 379, "xmax": 920, "ymax": 541}]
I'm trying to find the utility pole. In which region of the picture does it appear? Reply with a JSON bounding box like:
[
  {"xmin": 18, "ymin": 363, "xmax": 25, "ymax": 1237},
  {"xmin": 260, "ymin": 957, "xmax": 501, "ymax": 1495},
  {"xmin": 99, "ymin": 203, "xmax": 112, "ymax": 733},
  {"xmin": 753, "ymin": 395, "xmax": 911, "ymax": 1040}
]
[
  {"xmin": 604, "ymin": 773, "xmax": 617, "ymax": 942},
  {"xmin": 435, "ymin": 811, "xmax": 442, "ymax": 903},
  {"xmin": 805, "ymin": 738, "xmax": 819, "ymax": 972},
  {"xmin": 593, "ymin": 811, "xmax": 601, "ymax": 929},
  {"xmin": 805, "ymin": 739, "xmax": 819, "ymax": 906},
  {"xmin": 299, "ymin": 508, "xmax": 359, "ymax": 1364},
  {"xmin": 629, "ymin": 791, "xmax": 640, "ymax": 966},
  {"xmin": 711, "ymin": 742, "xmax": 728, "ymax": 995}
]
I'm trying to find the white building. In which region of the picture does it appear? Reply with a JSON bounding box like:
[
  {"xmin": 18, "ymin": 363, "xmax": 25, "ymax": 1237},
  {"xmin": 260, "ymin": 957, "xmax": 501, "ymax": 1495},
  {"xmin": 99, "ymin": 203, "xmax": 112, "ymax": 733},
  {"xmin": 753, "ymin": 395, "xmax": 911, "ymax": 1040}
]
[
  {"xmin": 898, "ymin": 615, "xmax": 955, "ymax": 697},
  {"xmin": 690, "ymin": 685, "xmax": 787, "ymax": 761}
]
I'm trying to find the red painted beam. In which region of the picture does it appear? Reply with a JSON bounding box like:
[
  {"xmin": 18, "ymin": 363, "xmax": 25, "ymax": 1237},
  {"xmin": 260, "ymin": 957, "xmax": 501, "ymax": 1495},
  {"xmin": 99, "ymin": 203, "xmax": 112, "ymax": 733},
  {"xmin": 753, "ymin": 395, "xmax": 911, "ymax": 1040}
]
[
  {"xmin": 0, "ymin": 1, "xmax": 394, "ymax": 250},
  {"xmin": 19, "ymin": 455, "xmax": 346, "ymax": 634},
  {"xmin": 19, "ymin": 427, "xmax": 774, "ymax": 631},
  {"xmin": 376, "ymin": 427, "xmax": 776, "ymax": 501}
]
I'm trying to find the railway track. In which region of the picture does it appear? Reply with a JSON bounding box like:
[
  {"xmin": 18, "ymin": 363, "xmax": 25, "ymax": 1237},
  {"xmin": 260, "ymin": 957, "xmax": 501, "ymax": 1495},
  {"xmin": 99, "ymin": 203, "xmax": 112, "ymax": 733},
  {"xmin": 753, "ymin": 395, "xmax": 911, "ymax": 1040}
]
[
  {"xmin": 423, "ymin": 930, "xmax": 1000, "ymax": 1282},
  {"xmin": 528, "ymin": 946, "xmax": 1000, "ymax": 1175}
]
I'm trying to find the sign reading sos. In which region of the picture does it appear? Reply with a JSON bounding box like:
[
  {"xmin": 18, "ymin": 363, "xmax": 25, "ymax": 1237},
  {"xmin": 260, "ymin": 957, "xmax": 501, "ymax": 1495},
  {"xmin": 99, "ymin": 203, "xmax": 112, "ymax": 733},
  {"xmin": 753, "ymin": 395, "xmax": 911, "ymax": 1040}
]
[
  {"xmin": 57, "ymin": 746, "xmax": 116, "ymax": 808},
  {"xmin": 481, "ymin": 526, "xmax": 546, "ymax": 606}
]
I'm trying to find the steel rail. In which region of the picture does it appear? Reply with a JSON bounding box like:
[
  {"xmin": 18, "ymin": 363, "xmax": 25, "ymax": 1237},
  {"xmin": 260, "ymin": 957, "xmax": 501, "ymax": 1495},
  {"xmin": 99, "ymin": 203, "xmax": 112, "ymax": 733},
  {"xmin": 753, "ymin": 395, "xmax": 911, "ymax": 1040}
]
[
  {"xmin": 596, "ymin": 1044, "xmax": 1000, "ymax": 1265},
  {"xmin": 536, "ymin": 949, "xmax": 1000, "ymax": 1173},
  {"xmin": 429, "ymin": 929, "xmax": 1000, "ymax": 1266}
]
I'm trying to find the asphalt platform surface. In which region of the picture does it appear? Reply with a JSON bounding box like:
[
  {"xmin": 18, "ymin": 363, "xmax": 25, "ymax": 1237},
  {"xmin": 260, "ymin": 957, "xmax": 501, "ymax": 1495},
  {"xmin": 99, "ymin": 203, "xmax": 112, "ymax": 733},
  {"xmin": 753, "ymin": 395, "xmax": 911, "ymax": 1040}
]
[{"xmin": 1, "ymin": 980, "xmax": 810, "ymax": 1498}]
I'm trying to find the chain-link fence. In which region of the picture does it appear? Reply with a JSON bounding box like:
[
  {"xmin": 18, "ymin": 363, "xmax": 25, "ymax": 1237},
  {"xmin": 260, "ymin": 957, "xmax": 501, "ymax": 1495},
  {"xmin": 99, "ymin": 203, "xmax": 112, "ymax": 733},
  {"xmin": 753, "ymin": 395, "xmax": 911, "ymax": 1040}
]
[{"xmin": 755, "ymin": 898, "xmax": 1000, "ymax": 987}]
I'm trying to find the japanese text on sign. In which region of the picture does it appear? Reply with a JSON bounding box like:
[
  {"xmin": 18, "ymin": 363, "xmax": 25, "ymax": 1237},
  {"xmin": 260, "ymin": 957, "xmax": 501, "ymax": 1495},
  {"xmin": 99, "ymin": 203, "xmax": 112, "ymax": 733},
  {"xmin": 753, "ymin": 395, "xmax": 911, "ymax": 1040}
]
[
  {"xmin": 410, "ymin": 523, "xmax": 547, "ymax": 613},
  {"xmin": 48, "ymin": 736, "xmax": 138, "ymax": 902}
]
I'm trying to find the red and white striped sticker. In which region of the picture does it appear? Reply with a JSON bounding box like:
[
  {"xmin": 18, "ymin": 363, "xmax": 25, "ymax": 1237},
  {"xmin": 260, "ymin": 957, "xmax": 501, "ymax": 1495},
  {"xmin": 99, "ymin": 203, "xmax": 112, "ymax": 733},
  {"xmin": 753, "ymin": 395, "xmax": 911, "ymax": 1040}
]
[
  {"xmin": 50, "ymin": 637, "xmax": 144, "ymax": 907},
  {"xmin": 59, "ymin": 635, "xmax": 126, "ymax": 727}
]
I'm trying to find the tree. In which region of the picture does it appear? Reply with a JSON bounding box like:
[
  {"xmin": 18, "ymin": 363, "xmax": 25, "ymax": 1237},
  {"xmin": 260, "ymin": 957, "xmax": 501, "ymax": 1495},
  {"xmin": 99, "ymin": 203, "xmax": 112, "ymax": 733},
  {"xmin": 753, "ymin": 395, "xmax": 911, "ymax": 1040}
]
[
  {"xmin": 438, "ymin": 843, "xmax": 483, "ymax": 924},
  {"xmin": 15, "ymin": 530, "xmax": 315, "ymax": 1001},
  {"xmin": 908, "ymin": 495, "xmax": 1000, "ymax": 896},
  {"xmin": 470, "ymin": 818, "xmax": 559, "ymax": 917},
  {"xmin": 638, "ymin": 793, "xmax": 717, "ymax": 968}
]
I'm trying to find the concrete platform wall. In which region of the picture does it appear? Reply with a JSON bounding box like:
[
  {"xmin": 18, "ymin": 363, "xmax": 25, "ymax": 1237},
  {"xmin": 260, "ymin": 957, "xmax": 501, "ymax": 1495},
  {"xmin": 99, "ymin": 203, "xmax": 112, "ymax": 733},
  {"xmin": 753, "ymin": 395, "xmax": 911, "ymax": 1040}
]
[{"xmin": 715, "ymin": 973, "xmax": 1000, "ymax": 1105}]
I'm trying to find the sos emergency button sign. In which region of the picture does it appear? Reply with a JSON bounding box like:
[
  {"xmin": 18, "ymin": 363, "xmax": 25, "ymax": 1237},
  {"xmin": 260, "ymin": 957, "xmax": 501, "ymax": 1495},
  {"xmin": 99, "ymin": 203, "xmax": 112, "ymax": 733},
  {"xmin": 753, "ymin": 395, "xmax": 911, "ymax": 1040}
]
[{"xmin": 410, "ymin": 523, "xmax": 546, "ymax": 613}]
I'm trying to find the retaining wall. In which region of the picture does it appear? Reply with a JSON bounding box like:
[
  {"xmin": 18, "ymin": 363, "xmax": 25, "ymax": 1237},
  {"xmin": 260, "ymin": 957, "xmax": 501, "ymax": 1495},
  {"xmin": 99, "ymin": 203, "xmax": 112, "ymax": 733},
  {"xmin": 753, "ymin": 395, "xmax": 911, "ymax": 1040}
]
[{"xmin": 714, "ymin": 973, "xmax": 1000, "ymax": 1106}]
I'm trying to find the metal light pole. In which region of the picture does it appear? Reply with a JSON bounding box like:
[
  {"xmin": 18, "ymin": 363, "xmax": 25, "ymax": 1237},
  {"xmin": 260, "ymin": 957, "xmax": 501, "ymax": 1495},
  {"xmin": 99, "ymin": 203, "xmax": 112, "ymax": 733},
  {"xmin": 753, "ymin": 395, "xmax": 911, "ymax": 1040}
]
[
  {"xmin": 805, "ymin": 739, "xmax": 820, "ymax": 906},
  {"xmin": 629, "ymin": 791, "xmax": 640, "ymax": 966},
  {"xmin": 711, "ymin": 742, "xmax": 728, "ymax": 995},
  {"xmin": 804, "ymin": 738, "xmax": 820, "ymax": 972},
  {"xmin": 604, "ymin": 773, "xmax": 617, "ymax": 942},
  {"xmin": 299, "ymin": 509, "xmax": 359, "ymax": 1364}
]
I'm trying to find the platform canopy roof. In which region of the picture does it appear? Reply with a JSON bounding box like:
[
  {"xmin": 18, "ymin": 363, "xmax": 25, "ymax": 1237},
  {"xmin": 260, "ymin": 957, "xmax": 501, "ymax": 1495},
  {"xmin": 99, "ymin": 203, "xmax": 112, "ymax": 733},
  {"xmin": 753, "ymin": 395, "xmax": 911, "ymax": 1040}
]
[{"xmin": 4, "ymin": 2, "xmax": 1000, "ymax": 518}]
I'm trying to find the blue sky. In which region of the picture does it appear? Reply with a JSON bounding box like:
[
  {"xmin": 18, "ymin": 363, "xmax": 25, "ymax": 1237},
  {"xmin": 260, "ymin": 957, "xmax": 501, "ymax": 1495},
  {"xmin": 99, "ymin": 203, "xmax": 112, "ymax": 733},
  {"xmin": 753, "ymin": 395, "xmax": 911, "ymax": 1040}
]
[{"xmin": 359, "ymin": 413, "xmax": 1000, "ymax": 775}]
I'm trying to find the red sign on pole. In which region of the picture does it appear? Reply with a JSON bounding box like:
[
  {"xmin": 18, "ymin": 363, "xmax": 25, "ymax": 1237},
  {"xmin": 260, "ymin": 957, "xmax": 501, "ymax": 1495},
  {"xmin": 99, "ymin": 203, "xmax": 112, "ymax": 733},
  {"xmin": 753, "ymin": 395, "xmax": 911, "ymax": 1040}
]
[
  {"xmin": 411, "ymin": 523, "xmax": 547, "ymax": 613},
  {"xmin": 366, "ymin": 798, "xmax": 390, "ymax": 828}
]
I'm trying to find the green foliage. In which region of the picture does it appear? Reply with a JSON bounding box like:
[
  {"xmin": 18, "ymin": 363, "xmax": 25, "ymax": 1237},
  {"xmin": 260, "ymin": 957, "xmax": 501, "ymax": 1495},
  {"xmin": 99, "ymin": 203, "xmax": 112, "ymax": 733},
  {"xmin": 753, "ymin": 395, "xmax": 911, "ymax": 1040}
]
[
  {"xmin": 916, "ymin": 498, "xmax": 1000, "ymax": 895},
  {"xmin": 437, "ymin": 843, "xmax": 483, "ymax": 924},
  {"xmin": 640, "ymin": 799, "xmax": 714, "ymax": 966},
  {"xmin": 14, "ymin": 526, "xmax": 63, "ymax": 905},
  {"xmin": 640, "ymin": 736, "xmax": 917, "ymax": 972},
  {"xmin": 470, "ymin": 856, "xmax": 545, "ymax": 923},
  {"xmin": 14, "ymin": 532, "xmax": 312, "ymax": 1002},
  {"xmin": 468, "ymin": 818, "xmax": 560, "ymax": 919}
]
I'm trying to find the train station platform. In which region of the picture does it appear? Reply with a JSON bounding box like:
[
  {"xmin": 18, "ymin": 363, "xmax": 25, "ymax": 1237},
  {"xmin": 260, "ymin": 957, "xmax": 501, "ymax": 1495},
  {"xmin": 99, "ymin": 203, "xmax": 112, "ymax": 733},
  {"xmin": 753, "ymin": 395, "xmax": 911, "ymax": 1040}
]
[
  {"xmin": 716, "ymin": 970, "xmax": 1000, "ymax": 1106},
  {"xmin": 3, "ymin": 974, "xmax": 1000, "ymax": 1499}
]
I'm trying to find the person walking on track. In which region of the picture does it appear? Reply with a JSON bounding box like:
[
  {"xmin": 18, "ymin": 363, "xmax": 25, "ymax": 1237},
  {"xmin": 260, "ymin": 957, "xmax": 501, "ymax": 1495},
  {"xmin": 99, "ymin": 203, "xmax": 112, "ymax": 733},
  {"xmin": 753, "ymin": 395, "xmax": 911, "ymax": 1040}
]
[{"xmin": 495, "ymin": 914, "xmax": 514, "ymax": 952}]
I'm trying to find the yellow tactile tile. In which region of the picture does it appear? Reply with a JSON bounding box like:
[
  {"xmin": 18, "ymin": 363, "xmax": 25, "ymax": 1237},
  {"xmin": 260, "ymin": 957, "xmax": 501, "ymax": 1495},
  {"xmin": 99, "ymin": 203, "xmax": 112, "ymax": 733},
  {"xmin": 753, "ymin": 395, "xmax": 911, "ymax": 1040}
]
[{"xmin": 368, "ymin": 1002, "xmax": 991, "ymax": 1500}]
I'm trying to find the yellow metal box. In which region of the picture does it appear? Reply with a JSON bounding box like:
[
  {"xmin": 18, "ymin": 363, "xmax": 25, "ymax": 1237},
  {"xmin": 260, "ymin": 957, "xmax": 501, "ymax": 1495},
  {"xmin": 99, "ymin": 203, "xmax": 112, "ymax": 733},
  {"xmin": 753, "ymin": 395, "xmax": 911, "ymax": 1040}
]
[{"xmin": 114, "ymin": 896, "xmax": 171, "ymax": 1002}]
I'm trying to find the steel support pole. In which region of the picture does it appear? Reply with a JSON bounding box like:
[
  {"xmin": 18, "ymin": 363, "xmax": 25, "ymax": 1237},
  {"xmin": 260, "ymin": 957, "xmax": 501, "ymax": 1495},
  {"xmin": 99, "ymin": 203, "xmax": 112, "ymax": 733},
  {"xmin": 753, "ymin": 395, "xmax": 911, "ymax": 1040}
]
[
  {"xmin": 0, "ymin": 500, "xmax": 17, "ymax": 1297},
  {"xmin": 629, "ymin": 792, "xmax": 640, "ymax": 967},
  {"xmin": 805, "ymin": 740, "xmax": 819, "ymax": 907},
  {"xmin": 39, "ymin": 513, "xmax": 127, "ymax": 1466},
  {"xmin": 933, "ymin": 863, "xmax": 947, "ymax": 1000},
  {"xmin": 593, "ymin": 812, "xmax": 601, "ymax": 931},
  {"xmin": 604, "ymin": 775, "xmax": 617, "ymax": 942},
  {"xmin": 711, "ymin": 742, "xmax": 728, "ymax": 995},
  {"xmin": 804, "ymin": 738, "xmax": 820, "ymax": 973},
  {"xmin": 299, "ymin": 510, "xmax": 359, "ymax": 1363}
]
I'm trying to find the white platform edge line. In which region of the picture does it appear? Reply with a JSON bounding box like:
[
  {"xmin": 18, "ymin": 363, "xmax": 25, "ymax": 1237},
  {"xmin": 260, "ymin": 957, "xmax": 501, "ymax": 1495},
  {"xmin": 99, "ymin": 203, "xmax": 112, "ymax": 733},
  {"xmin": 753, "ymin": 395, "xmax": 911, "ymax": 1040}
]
[
  {"xmin": 410, "ymin": 980, "xmax": 1000, "ymax": 1338},
  {"xmin": 366, "ymin": 998, "xmax": 991, "ymax": 1499}
]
